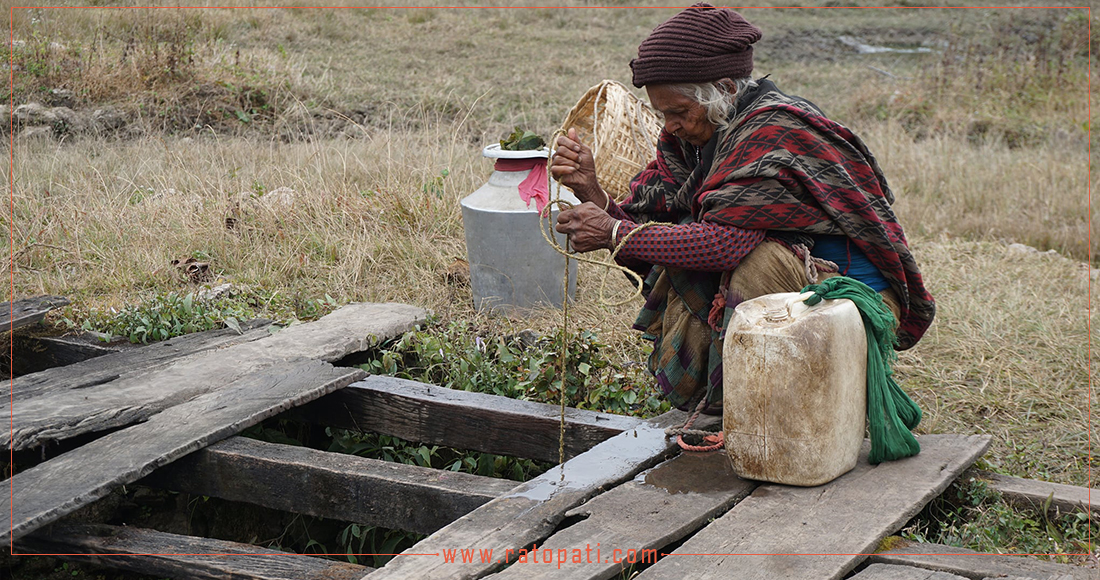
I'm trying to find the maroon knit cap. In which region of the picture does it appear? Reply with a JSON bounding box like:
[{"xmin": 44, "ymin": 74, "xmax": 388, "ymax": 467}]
[{"xmin": 630, "ymin": 3, "xmax": 762, "ymax": 88}]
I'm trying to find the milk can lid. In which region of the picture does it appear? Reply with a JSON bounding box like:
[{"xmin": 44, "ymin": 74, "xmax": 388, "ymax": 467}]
[{"xmin": 482, "ymin": 144, "xmax": 550, "ymax": 159}]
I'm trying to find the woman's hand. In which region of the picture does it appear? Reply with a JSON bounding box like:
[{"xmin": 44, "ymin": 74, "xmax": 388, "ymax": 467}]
[
  {"xmin": 555, "ymin": 202, "xmax": 618, "ymax": 253},
  {"xmin": 550, "ymin": 128, "xmax": 610, "ymax": 208}
]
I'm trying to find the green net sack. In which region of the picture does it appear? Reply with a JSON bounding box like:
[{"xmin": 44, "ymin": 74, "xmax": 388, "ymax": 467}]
[{"xmin": 801, "ymin": 276, "xmax": 921, "ymax": 464}]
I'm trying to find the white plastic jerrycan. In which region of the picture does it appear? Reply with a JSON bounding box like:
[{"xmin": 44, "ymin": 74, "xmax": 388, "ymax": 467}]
[{"xmin": 722, "ymin": 291, "xmax": 867, "ymax": 486}]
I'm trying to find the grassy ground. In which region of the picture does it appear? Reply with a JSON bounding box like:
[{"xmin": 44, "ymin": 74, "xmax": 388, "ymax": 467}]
[{"xmin": 3, "ymin": 1, "xmax": 1096, "ymax": 574}]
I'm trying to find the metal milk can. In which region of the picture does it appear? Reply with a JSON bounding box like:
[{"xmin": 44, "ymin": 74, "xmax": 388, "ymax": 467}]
[{"xmin": 460, "ymin": 144, "xmax": 579, "ymax": 313}]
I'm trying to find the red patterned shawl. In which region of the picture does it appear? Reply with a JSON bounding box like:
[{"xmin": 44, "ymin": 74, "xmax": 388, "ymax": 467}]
[{"xmin": 623, "ymin": 80, "xmax": 935, "ymax": 349}]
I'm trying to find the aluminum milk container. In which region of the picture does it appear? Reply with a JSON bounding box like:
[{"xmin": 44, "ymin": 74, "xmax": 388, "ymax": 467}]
[{"xmin": 460, "ymin": 145, "xmax": 579, "ymax": 313}]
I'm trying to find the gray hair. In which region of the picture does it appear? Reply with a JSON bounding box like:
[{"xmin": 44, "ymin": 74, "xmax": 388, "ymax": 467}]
[{"xmin": 668, "ymin": 77, "xmax": 756, "ymax": 132}]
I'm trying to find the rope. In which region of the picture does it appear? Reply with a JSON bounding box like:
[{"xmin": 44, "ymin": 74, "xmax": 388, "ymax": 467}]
[
  {"xmin": 557, "ymin": 231, "xmax": 570, "ymax": 473},
  {"xmin": 664, "ymin": 398, "xmax": 724, "ymax": 453},
  {"xmin": 539, "ymin": 130, "xmax": 676, "ymax": 307},
  {"xmin": 541, "ymin": 129, "xmax": 689, "ymax": 466}
]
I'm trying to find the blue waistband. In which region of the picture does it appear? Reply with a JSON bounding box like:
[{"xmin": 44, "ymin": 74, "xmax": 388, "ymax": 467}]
[{"xmin": 809, "ymin": 235, "xmax": 890, "ymax": 292}]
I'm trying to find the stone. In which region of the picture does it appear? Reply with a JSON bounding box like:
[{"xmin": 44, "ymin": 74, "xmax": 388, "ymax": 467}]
[
  {"xmin": 1006, "ymin": 243, "xmax": 1038, "ymax": 255},
  {"xmin": 49, "ymin": 107, "xmax": 87, "ymax": 135},
  {"xmin": 13, "ymin": 103, "xmax": 56, "ymax": 126},
  {"xmin": 18, "ymin": 126, "xmax": 53, "ymax": 141},
  {"xmin": 92, "ymin": 108, "xmax": 127, "ymax": 132}
]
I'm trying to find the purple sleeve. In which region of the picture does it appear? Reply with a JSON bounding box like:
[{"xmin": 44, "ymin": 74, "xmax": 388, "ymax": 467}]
[{"xmin": 610, "ymin": 218, "xmax": 764, "ymax": 272}]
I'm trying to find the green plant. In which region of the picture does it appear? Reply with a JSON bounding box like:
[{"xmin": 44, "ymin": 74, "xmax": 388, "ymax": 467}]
[
  {"xmin": 324, "ymin": 427, "xmax": 548, "ymax": 481},
  {"xmin": 420, "ymin": 168, "xmax": 449, "ymax": 199},
  {"xmin": 361, "ymin": 320, "xmax": 668, "ymax": 418},
  {"xmin": 64, "ymin": 291, "xmax": 254, "ymax": 343},
  {"xmin": 900, "ymin": 476, "xmax": 1097, "ymax": 563}
]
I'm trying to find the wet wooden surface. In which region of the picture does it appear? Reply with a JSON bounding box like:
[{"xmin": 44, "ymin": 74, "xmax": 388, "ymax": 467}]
[
  {"xmin": 19, "ymin": 523, "xmax": 371, "ymax": 580},
  {"xmin": 144, "ymin": 436, "xmax": 519, "ymax": 535},
  {"xmin": 1, "ymin": 360, "xmax": 364, "ymax": 543},
  {"xmin": 294, "ymin": 375, "xmax": 645, "ymax": 464},
  {"xmin": 359, "ymin": 411, "xmax": 717, "ymax": 580},
  {"xmin": 637, "ymin": 434, "xmax": 992, "ymax": 580},
  {"xmin": 7, "ymin": 302, "xmax": 426, "ymax": 450},
  {"xmin": 486, "ymin": 452, "xmax": 756, "ymax": 580}
]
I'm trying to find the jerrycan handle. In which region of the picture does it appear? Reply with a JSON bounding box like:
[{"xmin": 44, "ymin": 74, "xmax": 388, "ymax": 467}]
[{"xmin": 765, "ymin": 291, "xmax": 818, "ymax": 322}]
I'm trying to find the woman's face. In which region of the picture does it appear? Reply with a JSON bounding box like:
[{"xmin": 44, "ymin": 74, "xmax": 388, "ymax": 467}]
[{"xmin": 646, "ymin": 84, "xmax": 715, "ymax": 147}]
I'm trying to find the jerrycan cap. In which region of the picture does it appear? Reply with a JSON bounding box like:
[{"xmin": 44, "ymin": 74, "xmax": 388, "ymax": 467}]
[{"xmin": 762, "ymin": 291, "xmax": 817, "ymax": 323}]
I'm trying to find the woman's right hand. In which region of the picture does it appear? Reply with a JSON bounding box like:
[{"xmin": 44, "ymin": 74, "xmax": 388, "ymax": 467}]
[{"xmin": 550, "ymin": 128, "xmax": 609, "ymax": 208}]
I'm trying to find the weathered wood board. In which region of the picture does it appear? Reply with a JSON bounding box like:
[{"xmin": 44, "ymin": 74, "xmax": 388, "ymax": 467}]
[
  {"xmin": 849, "ymin": 563, "xmax": 969, "ymax": 580},
  {"xmin": 486, "ymin": 452, "xmax": 756, "ymax": 580},
  {"xmin": 360, "ymin": 411, "xmax": 719, "ymax": 580},
  {"xmin": 975, "ymin": 470, "xmax": 1099, "ymax": 516},
  {"xmin": 2, "ymin": 295, "xmax": 69, "ymax": 333},
  {"xmin": 637, "ymin": 434, "xmax": 992, "ymax": 580},
  {"xmin": 1, "ymin": 359, "xmax": 365, "ymax": 543},
  {"xmin": 868, "ymin": 542, "xmax": 1096, "ymax": 580},
  {"xmin": 19, "ymin": 523, "xmax": 370, "ymax": 580},
  {"xmin": 144, "ymin": 436, "xmax": 519, "ymax": 535},
  {"xmin": 295, "ymin": 375, "xmax": 645, "ymax": 463},
  {"xmin": 8, "ymin": 318, "xmax": 273, "ymax": 402},
  {"xmin": 9, "ymin": 333, "xmax": 120, "ymax": 376},
  {"xmin": 6, "ymin": 302, "xmax": 425, "ymax": 450}
]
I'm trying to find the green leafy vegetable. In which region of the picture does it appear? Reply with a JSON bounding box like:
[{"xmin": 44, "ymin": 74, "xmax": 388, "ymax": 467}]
[{"xmin": 500, "ymin": 126, "xmax": 546, "ymax": 151}]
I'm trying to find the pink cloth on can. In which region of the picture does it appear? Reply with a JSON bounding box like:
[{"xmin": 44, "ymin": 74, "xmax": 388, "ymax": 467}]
[{"xmin": 495, "ymin": 158, "xmax": 549, "ymax": 214}]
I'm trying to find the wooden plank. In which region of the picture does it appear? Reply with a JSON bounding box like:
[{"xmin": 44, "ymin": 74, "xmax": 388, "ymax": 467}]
[
  {"xmin": 18, "ymin": 523, "xmax": 370, "ymax": 580},
  {"xmin": 2, "ymin": 295, "xmax": 69, "ymax": 333},
  {"xmin": 868, "ymin": 542, "xmax": 1095, "ymax": 580},
  {"xmin": 294, "ymin": 375, "xmax": 645, "ymax": 463},
  {"xmin": 636, "ymin": 434, "xmax": 992, "ymax": 580},
  {"xmin": 849, "ymin": 563, "xmax": 968, "ymax": 580},
  {"xmin": 1, "ymin": 359, "xmax": 365, "ymax": 543},
  {"xmin": 6, "ymin": 302, "xmax": 426, "ymax": 450},
  {"xmin": 9, "ymin": 318, "xmax": 273, "ymax": 403},
  {"xmin": 360, "ymin": 410, "xmax": 718, "ymax": 580},
  {"xmin": 143, "ymin": 436, "xmax": 519, "ymax": 535},
  {"xmin": 10, "ymin": 333, "xmax": 120, "ymax": 376},
  {"xmin": 485, "ymin": 451, "xmax": 756, "ymax": 580},
  {"xmin": 974, "ymin": 470, "xmax": 1100, "ymax": 516}
]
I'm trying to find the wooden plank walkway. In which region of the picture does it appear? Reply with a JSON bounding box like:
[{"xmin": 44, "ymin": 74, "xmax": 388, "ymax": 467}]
[
  {"xmin": 486, "ymin": 452, "xmax": 756, "ymax": 580},
  {"xmin": 868, "ymin": 542, "xmax": 1095, "ymax": 580},
  {"xmin": 359, "ymin": 411, "xmax": 718, "ymax": 580},
  {"xmin": 12, "ymin": 300, "xmax": 1079, "ymax": 580},
  {"xmin": 7, "ymin": 302, "xmax": 426, "ymax": 450},
  {"xmin": 850, "ymin": 563, "xmax": 970, "ymax": 580},
  {"xmin": 636, "ymin": 434, "xmax": 992, "ymax": 580},
  {"xmin": 8, "ymin": 319, "xmax": 271, "ymax": 401},
  {"xmin": 144, "ymin": 436, "xmax": 519, "ymax": 535},
  {"xmin": 2, "ymin": 359, "xmax": 364, "ymax": 544},
  {"xmin": 296, "ymin": 375, "xmax": 645, "ymax": 463},
  {"xmin": 2, "ymin": 295, "xmax": 69, "ymax": 333},
  {"xmin": 976, "ymin": 470, "xmax": 1099, "ymax": 516},
  {"xmin": 19, "ymin": 523, "xmax": 370, "ymax": 580},
  {"xmin": 9, "ymin": 318, "xmax": 274, "ymax": 402}
]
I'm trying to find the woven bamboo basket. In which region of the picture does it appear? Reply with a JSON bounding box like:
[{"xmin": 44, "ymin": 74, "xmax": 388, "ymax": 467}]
[{"xmin": 559, "ymin": 80, "xmax": 663, "ymax": 202}]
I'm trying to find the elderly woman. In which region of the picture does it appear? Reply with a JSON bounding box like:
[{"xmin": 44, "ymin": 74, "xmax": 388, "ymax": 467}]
[{"xmin": 551, "ymin": 3, "xmax": 935, "ymax": 413}]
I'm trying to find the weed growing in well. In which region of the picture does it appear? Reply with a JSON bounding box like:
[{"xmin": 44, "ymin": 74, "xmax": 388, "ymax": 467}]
[
  {"xmin": 61, "ymin": 291, "xmax": 253, "ymax": 343},
  {"xmin": 899, "ymin": 475, "xmax": 1097, "ymax": 563},
  {"xmin": 361, "ymin": 319, "xmax": 670, "ymax": 417}
]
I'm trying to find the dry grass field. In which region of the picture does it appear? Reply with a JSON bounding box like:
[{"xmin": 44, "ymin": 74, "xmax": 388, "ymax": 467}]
[{"xmin": 2, "ymin": 1, "xmax": 1097, "ymax": 573}]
